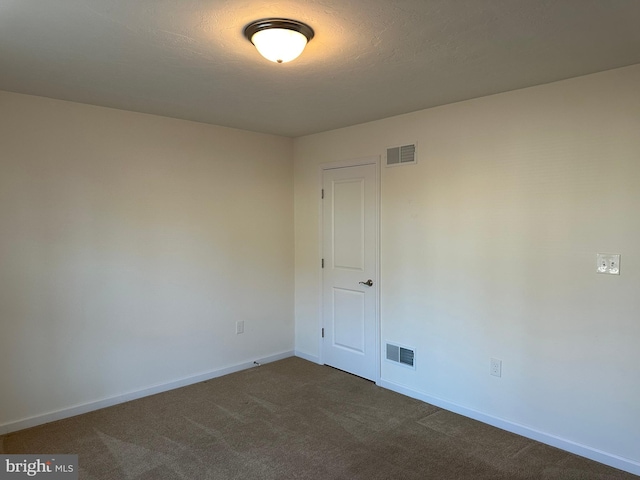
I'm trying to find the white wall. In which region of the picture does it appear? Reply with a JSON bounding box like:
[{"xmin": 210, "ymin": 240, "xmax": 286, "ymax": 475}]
[
  {"xmin": 2, "ymin": 64, "xmax": 638, "ymax": 473},
  {"xmin": 294, "ymin": 65, "xmax": 640, "ymax": 473},
  {"xmin": 0, "ymin": 91, "xmax": 294, "ymax": 430}
]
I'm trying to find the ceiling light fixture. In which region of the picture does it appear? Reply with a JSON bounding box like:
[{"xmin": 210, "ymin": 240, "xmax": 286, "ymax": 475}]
[{"xmin": 244, "ymin": 18, "xmax": 314, "ymax": 64}]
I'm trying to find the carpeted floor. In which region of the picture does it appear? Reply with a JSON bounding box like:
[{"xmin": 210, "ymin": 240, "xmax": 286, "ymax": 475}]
[{"xmin": 1, "ymin": 357, "xmax": 636, "ymax": 479}]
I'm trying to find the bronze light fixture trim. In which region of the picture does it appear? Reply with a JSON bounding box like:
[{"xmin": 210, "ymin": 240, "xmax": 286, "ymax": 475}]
[{"xmin": 243, "ymin": 18, "xmax": 315, "ymax": 63}]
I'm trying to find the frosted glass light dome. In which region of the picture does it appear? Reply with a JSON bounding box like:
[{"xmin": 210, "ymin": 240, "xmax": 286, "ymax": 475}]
[
  {"xmin": 244, "ymin": 19, "xmax": 315, "ymax": 64},
  {"xmin": 251, "ymin": 28, "xmax": 308, "ymax": 63}
]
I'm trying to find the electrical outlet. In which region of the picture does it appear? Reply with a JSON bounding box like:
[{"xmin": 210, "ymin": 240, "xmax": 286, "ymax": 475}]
[
  {"xmin": 490, "ymin": 358, "xmax": 502, "ymax": 377},
  {"xmin": 236, "ymin": 321, "xmax": 244, "ymax": 334},
  {"xmin": 596, "ymin": 253, "xmax": 620, "ymax": 275}
]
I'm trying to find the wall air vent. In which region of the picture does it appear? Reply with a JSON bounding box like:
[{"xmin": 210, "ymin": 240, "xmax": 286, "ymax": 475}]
[
  {"xmin": 386, "ymin": 143, "xmax": 416, "ymax": 167},
  {"xmin": 386, "ymin": 342, "xmax": 415, "ymax": 369}
]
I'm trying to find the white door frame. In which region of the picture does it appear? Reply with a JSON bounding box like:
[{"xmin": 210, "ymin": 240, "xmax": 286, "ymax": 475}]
[{"xmin": 318, "ymin": 156, "xmax": 381, "ymax": 384}]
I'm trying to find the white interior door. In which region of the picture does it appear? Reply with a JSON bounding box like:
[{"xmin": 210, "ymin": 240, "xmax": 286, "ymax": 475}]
[{"xmin": 322, "ymin": 162, "xmax": 378, "ymax": 381}]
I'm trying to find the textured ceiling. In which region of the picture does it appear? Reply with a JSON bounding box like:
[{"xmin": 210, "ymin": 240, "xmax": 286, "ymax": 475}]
[{"xmin": 1, "ymin": 0, "xmax": 639, "ymax": 137}]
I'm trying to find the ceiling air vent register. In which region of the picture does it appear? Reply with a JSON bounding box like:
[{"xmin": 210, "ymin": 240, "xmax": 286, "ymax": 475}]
[
  {"xmin": 386, "ymin": 143, "xmax": 416, "ymax": 167},
  {"xmin": 386, "ymin": 343, "xmax": 415, "ymax": 369}
]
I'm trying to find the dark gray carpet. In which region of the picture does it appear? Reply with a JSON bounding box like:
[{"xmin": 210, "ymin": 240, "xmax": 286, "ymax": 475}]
[{"xmin": 1, "ymin": 357, "xmax": 636, "ymax": 479}]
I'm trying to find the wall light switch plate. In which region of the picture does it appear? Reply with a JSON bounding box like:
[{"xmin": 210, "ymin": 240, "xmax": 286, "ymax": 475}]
[{"xmin": 596, "ymin": 253, "xmax": 620, "ymax": 275}]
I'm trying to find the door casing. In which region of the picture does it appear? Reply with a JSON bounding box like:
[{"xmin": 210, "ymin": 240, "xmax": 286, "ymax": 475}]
[{"xmin": 318, "ymin": 156, "xmax": 380, "ymax": 383}]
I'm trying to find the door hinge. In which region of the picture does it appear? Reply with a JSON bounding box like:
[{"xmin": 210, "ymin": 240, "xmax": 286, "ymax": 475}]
[
  {"xmin": 321, "ymin": 189, "xmax": 324, "ymax": 199},
  {"xmin": 321, "ymin": 258, "xmax": 324, "ymax": 268},
  {"xmin": 321, "ymin": 328, "xmax": 324, "ymax": 338}
]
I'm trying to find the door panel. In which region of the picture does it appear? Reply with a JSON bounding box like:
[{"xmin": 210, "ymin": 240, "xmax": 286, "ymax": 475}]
[
  {"xmin": 333, "ymin": 179, "xmax": 365, "ymax": 270},
  {"xmin": 333, "ymin": 288, "xmax": 365, "ymax": 353},
  {"xmin": 322, "ymin": 162, "xmax": 377, "ymax": 381}
]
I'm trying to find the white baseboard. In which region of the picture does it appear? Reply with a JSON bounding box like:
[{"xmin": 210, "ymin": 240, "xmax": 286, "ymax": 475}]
[
  {"xmin": 378, "ymin": 379, "xmax": 640, "ymax": 477},
  {"xmin": 294, "ymin": 350, "xmax": 321, "ymax": 364},
  {"xmin": 4, "ymin": 355, "xmax": 636, "ymax": 476},
  {"xmin": 0, "ymin": 350, "xmax": 294, "ymax": 436}
]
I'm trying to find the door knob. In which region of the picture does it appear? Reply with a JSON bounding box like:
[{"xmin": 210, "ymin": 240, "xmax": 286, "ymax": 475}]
[{"xmin": 359, "ymin": 279, "xmax": 373, "ymax": 287}]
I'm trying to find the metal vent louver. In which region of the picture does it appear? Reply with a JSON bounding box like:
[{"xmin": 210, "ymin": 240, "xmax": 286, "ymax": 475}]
[
  {"xmin": 386, "ymin": 343, "xmax": 415, "ymax": 368},
  {"xmin": 386, "ymin": 143, "xmax": 416, "ymax": 166}
]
